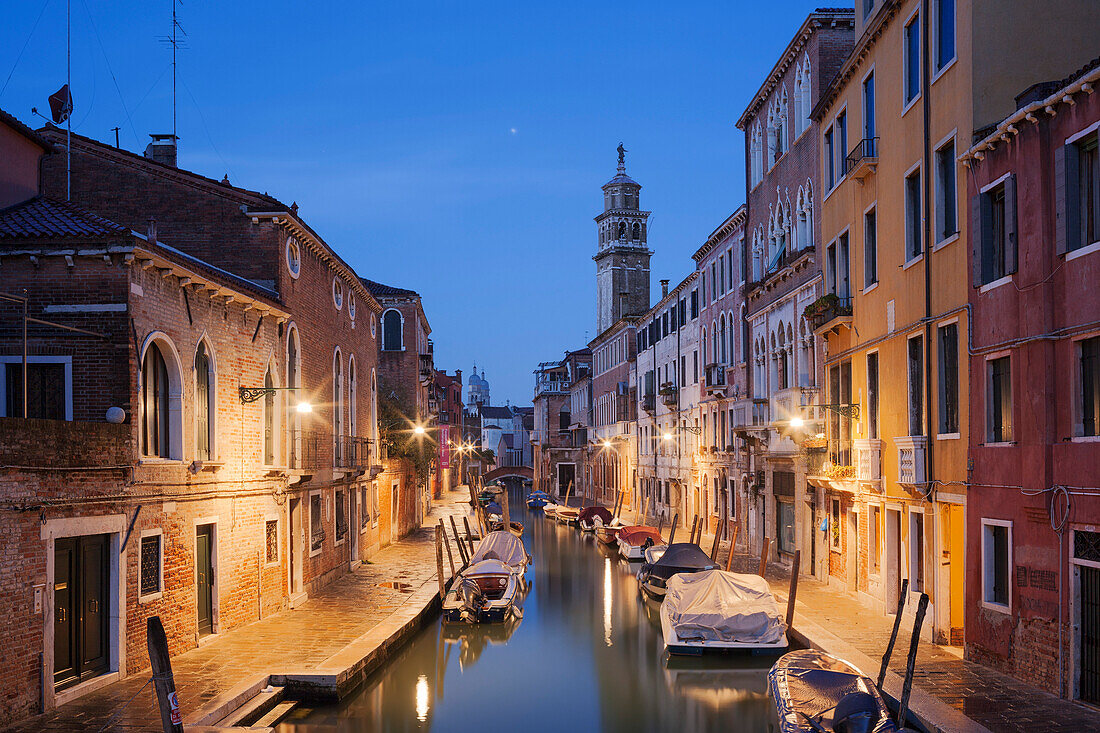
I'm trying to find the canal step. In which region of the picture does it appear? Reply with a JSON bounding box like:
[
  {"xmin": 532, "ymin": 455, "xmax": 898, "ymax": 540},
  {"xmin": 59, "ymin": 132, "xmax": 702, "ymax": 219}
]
[
  {"xmin": 213, "ymin": 685, "xmax": 285, "ymax": 728},
  {"xmin": 252, "ymin": 700, "xmax": 299, "ymax": 728}
]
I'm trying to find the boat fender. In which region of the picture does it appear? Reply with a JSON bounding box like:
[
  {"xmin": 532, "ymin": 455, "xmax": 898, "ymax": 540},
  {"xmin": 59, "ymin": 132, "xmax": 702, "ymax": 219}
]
[{"xmin": 831, "ymin": 691, "xmax": 880, "ymax": 733}]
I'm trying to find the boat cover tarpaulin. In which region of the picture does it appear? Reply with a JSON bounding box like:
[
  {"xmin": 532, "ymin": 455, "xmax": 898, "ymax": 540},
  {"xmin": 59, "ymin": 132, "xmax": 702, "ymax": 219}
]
[
  {"xmin": 469, "ymin": 530, "xmax": 528, "ymax": 569},
  {"xmin": 578, "ymin": 506, "xmax": 613, "ymax": 525},
  {"xmin": 618, "ymin": 526, "xmax": 664, "ymax": 547},
  {"xmin": 768, "ymin": 649, "xmax": 897, "ymax": 732},
  {"xmin": 664, "ymin": 570, "xmax": 784, "ymax": 644},
  {"xmin": 645, "ymin": 543, "xmax": 717, "ymax": 580},
  {"xmin": 485, "ymin": 501, "xmax": 503, "ymax": 516}
]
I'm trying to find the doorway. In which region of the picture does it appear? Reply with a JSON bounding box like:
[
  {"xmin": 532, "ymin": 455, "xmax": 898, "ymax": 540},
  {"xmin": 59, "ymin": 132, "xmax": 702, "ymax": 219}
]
[
  {"xmin": 557, "ymin": 463, "xmax": 576, "ymax": 500},
  {"xmin": 885, "ymin": 508, "xmax": 903, "ymax": 612},
  {"xmin": 53, "ymin": 534, "xmax": 109, "ymax": 690},
  {"xmin": 196, "ymin": 524, "xmax": 215, "ymax": 637},
  {"xmin": 1079, "ymin": 563, "xmax": 1100, "ymax": 704},
  {"xmin": 349, "ymin": 489, "xmax": 359, "ymax": 562},
  {"xmin": 289, "ymin": 498, "xmax": 303, "ymax": 595}
]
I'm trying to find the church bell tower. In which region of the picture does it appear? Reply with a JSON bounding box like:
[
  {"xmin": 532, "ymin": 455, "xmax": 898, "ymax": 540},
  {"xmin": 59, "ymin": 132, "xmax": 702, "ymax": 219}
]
[{"xmin": 594, "ymin": 144, "xmax": 652, "ymax": 335}]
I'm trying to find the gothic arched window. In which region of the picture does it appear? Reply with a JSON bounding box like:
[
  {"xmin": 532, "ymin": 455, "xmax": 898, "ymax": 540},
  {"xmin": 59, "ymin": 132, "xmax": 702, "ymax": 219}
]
[
  {"xmin": 631, "ymin": 222, "xmax": 641, "ymax": 241},
  {"xmin": 382, "ymin": 309, "xmax": 403, "ymax": 351}
]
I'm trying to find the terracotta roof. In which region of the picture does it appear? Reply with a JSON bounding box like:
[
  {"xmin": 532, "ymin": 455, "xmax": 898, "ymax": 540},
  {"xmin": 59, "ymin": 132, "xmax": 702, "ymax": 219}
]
[
  {"xmin": 0, "ymin": 197, "xmax": 129, "ymax": 240},
  {"xmin": 361, "ymin": 278, "xmax": 419, "ymax": 298}
]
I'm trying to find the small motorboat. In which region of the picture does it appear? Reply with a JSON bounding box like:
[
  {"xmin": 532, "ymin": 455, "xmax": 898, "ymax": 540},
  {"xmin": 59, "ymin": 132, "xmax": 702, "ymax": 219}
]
[
  {"xmin": 617, "ymin": 526, "xmax": 665, "ymax": 561},
  {"xmin": 638, "ymin": 542, "xmax": 718, "ymax": 600},
  {"xmin": 578, "ymin": 505, "xmax": 614, "ymax": 532},
  {"xmin": 526, "ymin": 491, "xmax": 551, "ymax": 509},
  {"xmin": 487, "ymin": 516, "xmax": 524, "ymax": 537},
  {"xmin": 477, "ymin": 485, "xmax": 504, "ymax": 507},
  {"xmin": 542, "ymin": 503, "xmax": 561, "ymax": 520},
  {"xmin": 441, "ymin": 559, "xmax": 523, "ymax": 623},
  {"xmin": 555, "ymin": 505, "xmax": 580, "ymax": 525},
  {"xmin": 595, "ymin": 518, "xmax": 626, "ymax": 546},
  {"xmin": 468, "ymin": 529, "xmax": 530, "ymax": 575},
  {"xmin": 768, "ymin": 649, "xmax": 902, "ymax": 733},
  {"xmin": 661, "ymin": 569, "xmax": 788, "ymax": 656}
]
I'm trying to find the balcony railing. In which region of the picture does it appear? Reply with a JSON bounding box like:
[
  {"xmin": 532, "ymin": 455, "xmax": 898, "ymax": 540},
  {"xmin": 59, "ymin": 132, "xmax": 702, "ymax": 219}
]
[
  {"xmin": 288, "ymin": 429, "xmax": 372, "ymax": 471},
  {"xmin": 896, "ymin": 436, "xmax": 927, "ymax": 485},
  {"xmin": 535, "ymin": 379, "xmax": 569, "ymax": 396},
  {"xmin": 732, "ymin": 398, "xmax": 770, "ymax": 430},
  {"xmin": 854, "ymin": 439, "xmax": 884, "ymax": 483},
  {"xmin": 807, "ymin": 296, "xmax": 853, "ymax": 334},
  {"xmin": 642, "ymin": 393, "xmax": 656, "ymax": 413},
  {"xmin": 845, "ymin": 137, "xmax": 879, "ymax": 180}
]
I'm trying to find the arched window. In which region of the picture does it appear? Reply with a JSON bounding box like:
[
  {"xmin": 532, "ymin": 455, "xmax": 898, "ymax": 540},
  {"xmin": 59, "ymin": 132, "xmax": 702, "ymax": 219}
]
[
  {"xmin": 287, "ymin": 325, "xmax": 301, "ymax": 468},
  {"xmin": 701, "ymin": 327, "xmax": 708, "ymax": 365},
  {"xmin": 195, "ymin": 341, "xmax": 213, "ymax": 460},
  {"xmin": 631, "ymin": 222, "xmax": 640, "ymax": 241},
  {"xmin": 711, "ymin": 321, "xmax": 719, "ymax": 365},
  {"xmin": 729, "ymin": 311, "xmax": 737, "ymax": 366},
  {"xmin": 263, "ymin": 367, "xmax": 276, "ymax": 465},
  {"xmin": 719, "ymin": 315, "xmax": 727, "ymax": 364},
  {"xmin": 333, "ymin": 349, "xmax": 344, "ymax": 464},
  {"xmin": 141, "ymin": 336, "xmax": 182, "ymax": 459},
  {"xmin": 617, "ymin": 221, "xmax": 626, "ymax": 239},
  {"xmin": 382, "ymin": 309, "xmax": 403, "ymax": 351},
  {"xmin": 349, "ymin": 356, "xmax": 358, "ymax": 438}
]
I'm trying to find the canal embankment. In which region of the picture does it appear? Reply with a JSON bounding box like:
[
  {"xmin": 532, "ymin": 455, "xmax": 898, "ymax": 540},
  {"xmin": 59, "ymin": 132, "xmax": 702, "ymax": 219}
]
[{"xmin": 7, "ymin": 490, "xmax": 473, "ymax": 733}]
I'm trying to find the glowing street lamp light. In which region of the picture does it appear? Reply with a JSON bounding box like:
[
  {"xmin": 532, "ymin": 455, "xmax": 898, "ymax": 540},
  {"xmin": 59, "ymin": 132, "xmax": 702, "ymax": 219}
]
[
  {"xmin": 790, "ymin": 416, "xmax": 804, "ymax": 428},
  {"xmin": 662, "ymin": 432, "xmax": 673, "ymax": 441},
  {"xmin": 413, "ymin": 425, "xmax": 426, "ymax": 436},
  {"xmin": 295, "ymin": 401, "xmax": 313, "ymax": 413}
]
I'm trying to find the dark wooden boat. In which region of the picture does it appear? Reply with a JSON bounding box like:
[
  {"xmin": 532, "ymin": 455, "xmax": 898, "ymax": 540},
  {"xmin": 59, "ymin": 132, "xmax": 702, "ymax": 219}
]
[{"xmin": 768, "ymin": 650, "xmax": 900, "ymax": 733}]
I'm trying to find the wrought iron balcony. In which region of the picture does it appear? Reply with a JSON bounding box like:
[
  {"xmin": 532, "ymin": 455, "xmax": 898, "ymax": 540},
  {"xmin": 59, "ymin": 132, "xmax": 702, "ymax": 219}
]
[
  {"xmin": 703, "ymin": 363, "xmax": 727, "ymax": 395},
  {"xmin": 806, "ymin": 296, "xmax": 853, "ymax": 335},
  {"xmin": 845, "ymin": 137, "xmax": 878, "ymax": 181}
]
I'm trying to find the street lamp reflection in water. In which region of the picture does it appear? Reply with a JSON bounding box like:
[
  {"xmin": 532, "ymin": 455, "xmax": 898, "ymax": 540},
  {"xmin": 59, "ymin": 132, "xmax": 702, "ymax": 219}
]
[{"xmin": 415, "ymin": 674, "xmax": 429, "ymax": 722}]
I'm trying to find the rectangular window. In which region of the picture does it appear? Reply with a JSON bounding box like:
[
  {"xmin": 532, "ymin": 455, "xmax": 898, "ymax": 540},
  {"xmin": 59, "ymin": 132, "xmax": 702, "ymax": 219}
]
[
  {"xmin": 777, "ymin": 500, "xmax": 796, "ymax": 554},
  {"xmin": 934, "ymin": 0, "xmax": 955, "ymax": 71},
  {"xmin": 679, "ymin": 298, "xmax": 686, "ymax": 326},
  {"xmin": 372, "ymin": 483, "xmax": 379, "ymax": 527},
  {"xmin": 869, "ymin": 506, "xmax": 881, "ymax": 574},
  {"xmin": 826, "ymin": 242, "xmax": 837, "ymax": 295},
  {"xmin": 867, "ymin": 352, "xmax": 879, "ymax": 439},
  {"xmin": 982, "ymin": 520, "xmax": 1011, "ymax": 609},
  {"xmin": 139, "ymin": 533, "xmax": 162, "ymax": 597},
  {"xmin": 710, "ymin": 263, "xmax": 717, "ymax": 302},
  {"xmin": 905, "ymin": 169, "xmax": 923, "ymax": 260},
  {"xmin": 3, "ymin": 362, "xmax": 66, "ymax": 420},
  {"xmin": 935, "ymin": 139, "xmax": 957, "ymax": 242},
  {"xmin": 1082, "ymin": 336, "xmax": 1100, "ymax": 437},
  {"xmin": 718, "ymin": 255, "xmax": 726, "ymax": 294},
  {"xmin": 911, "ymin": 511, "xmax": 925, "ymax": 592},
  {"xmin": 727, "ymin": 250, "xmax": 734, "ymax": 292},
  {"xmin": 831, "ymin": 499, "xmax": 842, "ymax": 550},
  {"xmin": 361, "ymin": 486, "xmax": 370, "ymax": 528},
  {"xmin": 335, "ymin": 490, "xmax": 347, "ymax": 540},
  {"xmin": 862, "ymin": 0, "xmax": 874, "ymax": 20},
  {"xmin": 979, "ymin": 176, "xmax": 1017, "ymax": 284},
  {"xmin": 680, "ymin": 355, "xmax": 686, "ymax": 387},
  {"xmin": 310, "ymin": 493, "xmax": 324, "ymax": 551},
  {"xmin": 693, "ymin": 350, "xmax": 699, "ymax": 383},
  {"xmin": 908, "ymin": 335, "xmax": 924, "ymax": 436},
  {"xmin": 836, "ymin": 110, "xmax": 848, "ymax": 181},
  {"xmin": 1079, "ymin": 134, "xmax": 1100, "ymax": 249},
  {"xmin": 690, "ymin": 290, "xmax": 699, "ymax": 319},
  {"xmin": 987, "ymin": 356, "xmax": 1012, "ymax": 443},
  {"xmin": 938, "ymin": 324, "xmax": 959, "ymax": 434},
  {"xmin": 825, "ymin": 126, "xmax": 835, "ymax": 189},
  {"xmin": 904, "ymin": 14, "xmax": 920, "ymax": 104},
  {"xmin": 864, "ymin": 207, "xmax": 878, "ymax": 287},
  {"xmin": 265, "ymin": 519, "xmax": 279, "ymax": 564},
  {"xmin": 837, "ymin": 232, "xmax": 850, "ymax": 299},
  {"xmin": 862, "ymin": 72, "xmax": 876, "ymax": 141}
]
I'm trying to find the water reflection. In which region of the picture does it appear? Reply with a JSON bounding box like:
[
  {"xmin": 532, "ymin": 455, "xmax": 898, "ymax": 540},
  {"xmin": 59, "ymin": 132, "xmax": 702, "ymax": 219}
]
[{"xmin": 277, "ymin": 491, "xmax": 775, "ymax": 732}]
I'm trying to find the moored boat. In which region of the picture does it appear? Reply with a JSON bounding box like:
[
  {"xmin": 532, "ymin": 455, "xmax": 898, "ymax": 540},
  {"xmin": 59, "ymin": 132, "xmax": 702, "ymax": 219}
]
[
  {"xmin": 468, "ymin": 529, "xmax": 530, "ymax": 575},
  {"xmin": 768, "ymin": 649, "xmax": 900, "ymax": 733},
  {"xmin": 661, "ymin": 569, "xmax": 788, "ymax": 656},
  {"xmin": 616, "ymin": 525, "xmax": 665, "ymax": 561},
  {"xmin": 526, "ymin": 490, "xmax": 551, "ymax": 509},
  {"xmin": 578, "ymin": 505, "xmax": 613, "ymax": 532},
  {"xmin": 441, "ymin": 559, "xmax": 523, "ymax": 623},
  {"xmin": 637, "ymin": 542, "xmax": 718, "ymax": 600},
  {"xmin": 595, "ymin": 520, "xmax": 624, "ymax": 546},
  {"xmin": 555, "ymin": 505, "xmax": 580, "ymax": 525}
]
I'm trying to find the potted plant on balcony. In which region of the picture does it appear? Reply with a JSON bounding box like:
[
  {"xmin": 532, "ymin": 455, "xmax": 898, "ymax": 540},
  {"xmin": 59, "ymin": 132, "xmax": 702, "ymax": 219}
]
[
  {"xmin": 803, "ymin": 293, "xmax": 840, "ymax": 322},
  {"xmin": 801, "ymin": 433, "xmax": 828, "ymax": 451},
  {"xmin": 824, "ymin": 463, "xmax": 855, "ymax": 481}
]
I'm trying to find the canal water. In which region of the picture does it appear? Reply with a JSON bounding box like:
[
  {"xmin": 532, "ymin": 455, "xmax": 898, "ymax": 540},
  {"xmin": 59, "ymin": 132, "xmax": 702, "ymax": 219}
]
[{"xmin": 277, "ymin": 494, "xmax": 779, "ymax": 732}]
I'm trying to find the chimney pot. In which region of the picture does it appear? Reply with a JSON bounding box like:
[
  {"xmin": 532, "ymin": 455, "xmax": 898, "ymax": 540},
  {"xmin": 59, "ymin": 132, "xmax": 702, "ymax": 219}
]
[
  {"xmin": 144, "ymin": 134, "xmax": 178, "ymax": 168},
  {"xmin": 147, "ymin": 218, "xmax": 157, "ymax": 243},
  {"xmin": 660, "ymin": 279, "xmax": 670, "ymax": 297}
]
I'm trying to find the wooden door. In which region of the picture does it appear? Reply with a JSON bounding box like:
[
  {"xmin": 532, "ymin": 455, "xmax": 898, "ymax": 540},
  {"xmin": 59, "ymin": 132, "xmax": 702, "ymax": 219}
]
[
  {"xmin": 53, "ymin": 535, "xmax": 109, "ymax": 689},
  {"xmin": 196, "ymin": 525, "xmax": 214, "ymax": 636},
  {"xmin": 289, "ymin": 498, "xmax": 302, "ymax": 594}
]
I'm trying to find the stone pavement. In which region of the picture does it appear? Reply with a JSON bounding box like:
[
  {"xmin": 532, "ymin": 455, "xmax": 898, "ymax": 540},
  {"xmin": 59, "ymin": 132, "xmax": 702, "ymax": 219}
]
[
  {"xmin": 7, "ymin": 491, "xmax": 471, "ymax": 733},
  {"xmin": 694, "ymin": 528, "xmax": 1100, "ymax": 733}
]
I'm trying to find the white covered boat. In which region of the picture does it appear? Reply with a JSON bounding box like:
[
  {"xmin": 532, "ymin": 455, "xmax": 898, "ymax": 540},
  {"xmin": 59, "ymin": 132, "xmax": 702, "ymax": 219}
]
[
  {"xmin": 661, "ymin": 569, "xmax": 788, "ymax": 655},
  {"xmin": 468, "ymin": 530, "xmax": 530, "ymax": 575}
]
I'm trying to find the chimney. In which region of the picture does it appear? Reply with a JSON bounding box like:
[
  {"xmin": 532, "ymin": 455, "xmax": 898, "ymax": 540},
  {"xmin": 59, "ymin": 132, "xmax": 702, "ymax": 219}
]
[
  {"xmin": 144, "ymin": 134, "xmax": 178, "ymax": 167},
  {"xmin": 147, "ymin": 218, "xmax": 157, "ymax": 243},
  {"xmin": 660, "ymin": 279, "xmax": 669, "ymax": 298}
]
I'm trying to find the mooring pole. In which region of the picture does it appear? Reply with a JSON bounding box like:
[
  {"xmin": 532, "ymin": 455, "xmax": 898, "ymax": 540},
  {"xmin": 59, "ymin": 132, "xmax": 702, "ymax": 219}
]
[
  {"xmin": 877, "ymin": 578, "xmax": 910, "ymax": 690},
  {"xmin": 896, "ymin": 593, "xmax": 929, "ymax": 728},
  {"xmin": 758, "ymin": 536, "xmax": 771, "ymax": 578},
  {"xmin": 147, "ymin": 616, "xmax": 184, "ymax": 733},
  {"xmin": 462, "ymin": 516, "xmax": 476, "ymax": 553},
  {"xmin": 785, "ymin": 550, "xmax": 801, "ymax": 631},
  {"xmin": 439, "ymin": 520, "xmax": 455, "ymax": 579},
  {"xmin": 435, "ymin": 527, "xmax": 446, "ymax": 599},
  {"xmin": 667, "ymin": 512, "xmax": 679, "ymax": 545},
  {"xmin": 450, "ymin": 515, "xmax": 468, "ymax": 566},
  {"xmin": 726, "ymin": 525, "xmax": 740, "ymax": 572},
  {"xmin": 709, "ymin": 522, "xmax": 723, "ymax": 562}
]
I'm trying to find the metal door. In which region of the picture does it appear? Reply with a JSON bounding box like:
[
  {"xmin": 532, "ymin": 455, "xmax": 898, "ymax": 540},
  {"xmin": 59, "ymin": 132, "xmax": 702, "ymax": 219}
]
[
  {"xmin": 1081, "ymin": 564, "xmax": 1100, "ymax": 704},
  {"xmin": 196, "ymin": 525, "xmax": 214, "ymax": 636}
]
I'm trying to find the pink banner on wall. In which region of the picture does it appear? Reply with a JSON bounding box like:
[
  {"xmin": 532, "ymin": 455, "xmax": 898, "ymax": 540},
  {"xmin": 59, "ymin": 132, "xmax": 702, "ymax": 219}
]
[{"xmin": 439, "ymin": 426, "xmax": 451, "ymax": 468}]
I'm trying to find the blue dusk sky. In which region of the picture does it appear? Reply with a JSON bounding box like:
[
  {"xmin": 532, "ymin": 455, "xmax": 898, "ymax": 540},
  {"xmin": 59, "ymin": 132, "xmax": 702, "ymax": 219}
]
[{"xmin": 1, "ymin": 1, "xmax": 829, "ymax": 406}]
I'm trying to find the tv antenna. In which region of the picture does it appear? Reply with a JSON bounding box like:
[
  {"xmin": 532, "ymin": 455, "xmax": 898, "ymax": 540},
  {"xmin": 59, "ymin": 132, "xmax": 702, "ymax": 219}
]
[{"xmin": 157, "ymin": 0, "xmax": 187, "ymax": 139}]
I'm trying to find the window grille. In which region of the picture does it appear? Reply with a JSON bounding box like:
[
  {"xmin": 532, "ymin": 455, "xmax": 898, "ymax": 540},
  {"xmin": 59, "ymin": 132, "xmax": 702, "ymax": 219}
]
[
  {"xmin": 140, "ymin": 535, "xmax": 161, "ymax": 596},
  {"xmin": 265, "ymin": 520, "xmax": 278, "ymax": 564}
]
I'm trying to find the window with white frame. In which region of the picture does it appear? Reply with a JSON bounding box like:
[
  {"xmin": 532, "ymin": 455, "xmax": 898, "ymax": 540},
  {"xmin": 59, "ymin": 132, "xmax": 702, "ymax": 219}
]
[
  {"xmin": 905, "ymin": 167, "xmax": 923, "ymax": 261},
  {"xmin": 831, "ymin": 498, "xmax": 842, "ymax": 550},
  {"xmin": 335, "ymin": 489, "xmax": 347, "ymax": 542},
  {"xmin": 195, "ymin": 342, "xmax": 214, "ymax": 460},
  {"xmin": 310, "ymin": 492, "xmax": 324, "ymax": 553},
  {"xmin": 904, "ymin": 12, "xmax": 921, "ymax": 105},
  {"xmin": 907, "ymin": 335, "xmax": 924, "ymax": 436},
  {"xmin": 933, "ymin": 0, "xmax": 955, "ymax": 73},
  {"xmin": 139, "ymin": 531, "xmax": 163, "ymax": 598},
  {"xmin": 981, "ymin": 519, "xmax": 1011, "ymax": 610},
  {"xmin": 910, "ymin": 509, "xmax": 926, "ymax": 592},
  {"xmin": 987, "ymin": 356, "xmax": 1012, "ymax": 443},
  {"xmin": 868, "ymin": 505, "xmax": 881, "ymax": 574},
  {"xmin": 1079, "ymin": 336, "xmax": 1100, "ymax": 437},
  {"xmin": 977, "ymin": 175, "xmax": 1017, "ymax": 285},
  {"xmin": 935, "ymin": 138, "xmax": 957, "ymax": 244},
  {"xmin": 332, "ymin": 277, "xmax": 344, "ymax": 310},
  {"xmin": 864, "ymin": 206, "xmax": 878, "ymax": 288},
  {"xmin": 286, "ymin": 236, "xmax": 301, "ymax": 278},
  {"xmin": 1, "ymin": 356, "xmax": 71, "ymax": 419}
]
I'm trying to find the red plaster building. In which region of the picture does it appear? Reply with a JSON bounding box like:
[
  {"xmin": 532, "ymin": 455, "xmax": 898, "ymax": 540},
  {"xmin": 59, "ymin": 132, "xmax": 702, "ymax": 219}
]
[{"xmin": 963, "ymin": 60, "xmax": 1100, "ymax": 700}]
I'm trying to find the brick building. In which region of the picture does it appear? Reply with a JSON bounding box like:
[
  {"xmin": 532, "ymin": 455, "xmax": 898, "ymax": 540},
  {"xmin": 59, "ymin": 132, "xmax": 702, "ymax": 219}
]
[
  {"xmin": 531, "ymin": 349, "xmax": 591, "ymax": 499},
  {"xmin": 962, "ymin": 60, "xmax": 1100, "ymax": 699},
  {"xmin": 588, "ymin": 317, "xmax": 638, "ymax": 511},
  {"xmin": 736, "ymin": 9, "xmax": 854, "ymax": 577}
]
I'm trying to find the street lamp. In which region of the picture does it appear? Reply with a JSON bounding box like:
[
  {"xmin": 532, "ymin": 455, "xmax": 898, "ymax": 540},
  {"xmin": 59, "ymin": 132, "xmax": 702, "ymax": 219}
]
[
  {"xmin": 238, "ymin": 385, "xmax": 311, "ymax": 413},
  {"xmin": 413, "ymin": 425, "xmax": 426, "ymax": 436},
  {"xmin": 790, "ymin": 416, "xmax": 804, "ymax": 428}
]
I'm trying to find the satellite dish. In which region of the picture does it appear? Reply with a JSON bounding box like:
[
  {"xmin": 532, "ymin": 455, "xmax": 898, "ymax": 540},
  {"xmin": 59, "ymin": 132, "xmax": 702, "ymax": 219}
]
[{"xmin": 48, "ymin": 84, "xmax": 73, "ymax": 124}]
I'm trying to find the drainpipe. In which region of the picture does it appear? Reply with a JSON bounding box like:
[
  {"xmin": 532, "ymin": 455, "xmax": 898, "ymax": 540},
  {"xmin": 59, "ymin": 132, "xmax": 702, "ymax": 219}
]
[{"xmin": 920, "ymin": 0, "xmax": 937, "ymax": 640}]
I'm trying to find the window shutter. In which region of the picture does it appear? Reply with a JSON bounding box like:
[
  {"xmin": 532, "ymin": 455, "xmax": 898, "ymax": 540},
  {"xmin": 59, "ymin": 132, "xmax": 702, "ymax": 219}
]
[
  {"xmin": 971, "ymin": 193, "xmax": 983, "ymax": 288},
  {"xmin": 1058, "ymin": 142, "xmax": 1081, "ymax": 254},
  {"xmin": 1005, "ymin": 173, "xmax": 1018, "ymax": 274}
]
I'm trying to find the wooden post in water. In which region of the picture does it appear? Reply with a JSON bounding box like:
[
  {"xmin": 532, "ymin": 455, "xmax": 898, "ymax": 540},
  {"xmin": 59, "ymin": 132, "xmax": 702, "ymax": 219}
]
[
  {"xmin": 435, "ymin": 526, "xmax": 446, "ymax": 599},
  {"xmin": 785, "ymin": 550, "xmax": 801, "ymax": 631},
  {"xmin": 450, "ymin": 516, "xmax": 468, "ymax": 566},
  {"xmin": 462, "ymin": 516, "xmax": 476, "ymax": 554},
  {"xmin": 439, "ymin": 520, "xmax": 455, "ymax": 578},
  {"xmin": 896, "ymin": 593, "xmax": 929, "ymax": 729},
  {"xmin": 758, "ymin": 536, "xmax": 771, "ymax": 577},
  {"xmin": 689, "ymin": 516, "xmax": 699, "ymax": 545},
  {"xmin": 725, "ymin": 525, "xmax": 740, "ymax": 572},
  {"xmin": 639, "ymin": 492, "xmax": 650, "ymax": 527},
  {"xmin": 877, "ymin": 578, "xmax": 910, "ymax": 690},
  {"xmin": 656, "ymin": 516, "xmax": 664, "ymax": 537},
  {"xmin": 709, "ymin": 521, "xmax": 723, "ymax": 562},
  {"xmin": 502, "ymin": 486, "xmax": 511, "ymax": 530},
  {"xmin": 667, "ymin": 512, "xmax": 679, "ymax": 545},
  {"xmin": 147, "ymin": 616, "xmax": 184, "ymax": 733}
]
